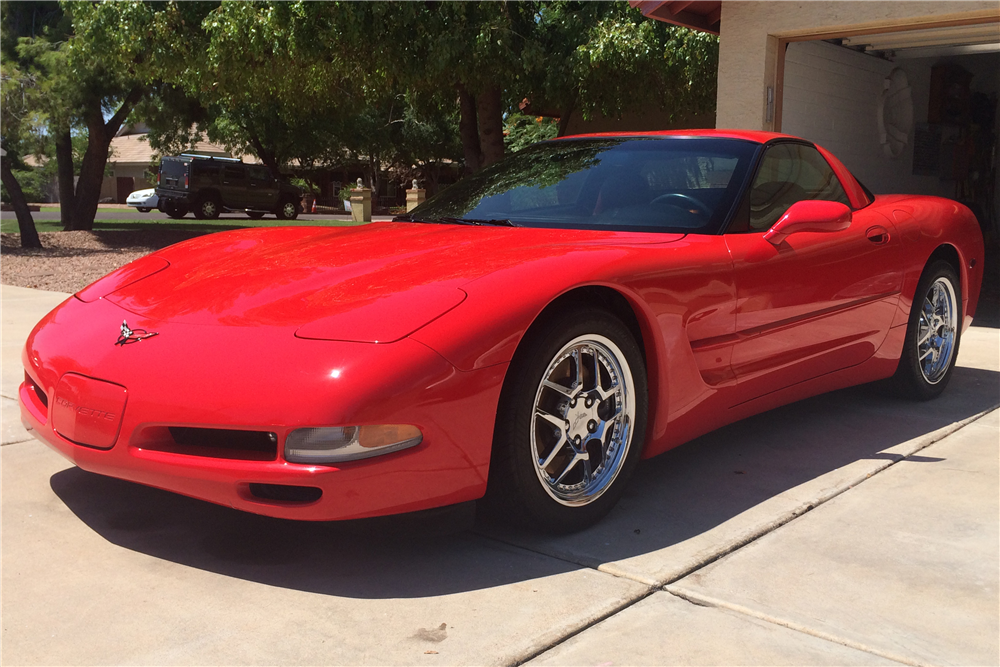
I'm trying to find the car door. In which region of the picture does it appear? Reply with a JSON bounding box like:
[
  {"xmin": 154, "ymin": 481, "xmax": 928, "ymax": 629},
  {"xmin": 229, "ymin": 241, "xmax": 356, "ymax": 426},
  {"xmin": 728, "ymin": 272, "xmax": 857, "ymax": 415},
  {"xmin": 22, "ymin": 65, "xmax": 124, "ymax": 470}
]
[
  {"xmin": 724, "ymin": 142, "xmax": 901, "ymax": 401},
  {"xmin": 221, "ymin": 164, "xmax": 248, "ymax": 209},
  {"xmin": 247, "ymin": 165, "xmax": 277, "ymax": 210}
]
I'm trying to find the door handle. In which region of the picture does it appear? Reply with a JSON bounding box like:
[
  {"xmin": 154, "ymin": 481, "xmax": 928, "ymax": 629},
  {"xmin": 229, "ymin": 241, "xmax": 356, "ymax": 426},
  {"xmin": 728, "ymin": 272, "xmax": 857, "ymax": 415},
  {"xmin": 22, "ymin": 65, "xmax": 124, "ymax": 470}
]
[{"xmin": 866, "ymin": 225, "xmax": 890, "ymax": 245}]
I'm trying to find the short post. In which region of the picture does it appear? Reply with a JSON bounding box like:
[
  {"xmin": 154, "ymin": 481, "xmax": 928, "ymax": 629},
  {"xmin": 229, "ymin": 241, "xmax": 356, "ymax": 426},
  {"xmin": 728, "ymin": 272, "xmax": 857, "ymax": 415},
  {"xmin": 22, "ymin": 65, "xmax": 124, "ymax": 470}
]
[
  {"xmin": 406, "ymin": 179, "xmax": 426, "ymax": 212},
  {"xmin": 350, "ymin": 177, "xmax": 372, "ymax": 223}
]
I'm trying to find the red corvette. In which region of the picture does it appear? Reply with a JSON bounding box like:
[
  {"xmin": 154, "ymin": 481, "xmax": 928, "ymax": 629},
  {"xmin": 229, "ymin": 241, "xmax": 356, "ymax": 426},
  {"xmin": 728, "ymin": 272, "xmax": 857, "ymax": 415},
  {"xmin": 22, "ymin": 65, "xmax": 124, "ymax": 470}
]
[{"xmin": 20, "ymin": 130, "xmax": 984, "ymax": 531}]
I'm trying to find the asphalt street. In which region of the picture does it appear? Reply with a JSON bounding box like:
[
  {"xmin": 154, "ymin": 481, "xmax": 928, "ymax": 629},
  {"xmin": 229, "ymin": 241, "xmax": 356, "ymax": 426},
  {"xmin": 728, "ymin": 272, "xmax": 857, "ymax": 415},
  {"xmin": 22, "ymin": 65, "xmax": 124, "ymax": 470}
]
[{"xmin": 1, "ymin": 284, "xmax": 997, "ymax": 665}]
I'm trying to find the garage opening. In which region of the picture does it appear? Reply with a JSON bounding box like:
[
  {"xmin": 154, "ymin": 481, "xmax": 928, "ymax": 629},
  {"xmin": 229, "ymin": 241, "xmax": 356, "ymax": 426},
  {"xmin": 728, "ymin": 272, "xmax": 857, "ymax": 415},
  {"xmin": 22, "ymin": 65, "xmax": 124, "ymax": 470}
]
[{"xmin": 778, "ymin": 23, "xmax": 999, "ymax": 323}]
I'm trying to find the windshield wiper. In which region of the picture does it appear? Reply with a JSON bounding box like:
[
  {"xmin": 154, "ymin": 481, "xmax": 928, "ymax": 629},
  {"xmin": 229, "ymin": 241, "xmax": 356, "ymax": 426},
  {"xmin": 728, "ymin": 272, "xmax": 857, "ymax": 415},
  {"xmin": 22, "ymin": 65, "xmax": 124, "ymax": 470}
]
[
  {"xmin": 435, "ymin": 216, "xmax": 519, "ymax": 227},
  {"xmin": 393, "ymin": 215, "xmax": 519, "ymax": 227}
]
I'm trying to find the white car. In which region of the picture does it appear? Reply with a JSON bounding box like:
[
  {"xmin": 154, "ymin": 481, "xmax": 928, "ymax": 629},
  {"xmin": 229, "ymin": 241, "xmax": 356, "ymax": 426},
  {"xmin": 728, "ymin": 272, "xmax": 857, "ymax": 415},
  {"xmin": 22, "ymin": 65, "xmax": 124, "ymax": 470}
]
[{"xmin": 126, "ymin": 188, "xmax": 158, "ymax": 213}]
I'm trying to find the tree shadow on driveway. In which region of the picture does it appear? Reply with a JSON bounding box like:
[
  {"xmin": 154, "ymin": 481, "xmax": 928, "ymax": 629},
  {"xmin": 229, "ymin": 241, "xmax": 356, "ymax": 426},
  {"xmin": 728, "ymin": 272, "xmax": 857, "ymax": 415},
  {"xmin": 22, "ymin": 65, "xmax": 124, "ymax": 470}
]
[{"xmin": 50, "ymin": 365, "xmax": 999, "ymax": 598}]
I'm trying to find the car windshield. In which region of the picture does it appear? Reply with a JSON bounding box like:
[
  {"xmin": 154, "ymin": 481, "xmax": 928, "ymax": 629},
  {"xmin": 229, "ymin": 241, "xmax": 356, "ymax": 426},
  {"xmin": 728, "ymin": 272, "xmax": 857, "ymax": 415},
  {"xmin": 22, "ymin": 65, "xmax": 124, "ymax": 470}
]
[{"xmin": 405, "ymin": 137, "xmax": 758, "ymax": 234}]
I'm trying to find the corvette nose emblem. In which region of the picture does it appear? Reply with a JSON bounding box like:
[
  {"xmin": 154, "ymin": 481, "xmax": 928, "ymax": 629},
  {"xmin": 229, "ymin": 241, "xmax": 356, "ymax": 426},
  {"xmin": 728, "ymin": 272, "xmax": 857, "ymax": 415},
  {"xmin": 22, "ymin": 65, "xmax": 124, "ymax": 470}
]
[{"xmin": 116, "ymin": 320, "xmax": 158, "ymax": 346}]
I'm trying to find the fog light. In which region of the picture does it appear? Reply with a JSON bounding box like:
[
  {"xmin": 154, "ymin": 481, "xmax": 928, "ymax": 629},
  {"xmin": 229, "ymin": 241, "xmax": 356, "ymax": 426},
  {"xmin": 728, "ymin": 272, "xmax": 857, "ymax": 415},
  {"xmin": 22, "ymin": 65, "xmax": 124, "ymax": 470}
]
[{"xmin": 284, "ymin": 425, "xmax": 422, "ymax": 464}]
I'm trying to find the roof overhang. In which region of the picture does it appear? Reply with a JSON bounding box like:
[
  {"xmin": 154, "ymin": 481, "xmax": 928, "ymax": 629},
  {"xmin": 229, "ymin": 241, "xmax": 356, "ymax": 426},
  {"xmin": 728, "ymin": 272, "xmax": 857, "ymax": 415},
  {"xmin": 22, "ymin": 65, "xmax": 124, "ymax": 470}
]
[{"xmin": 629, "ymin": 1, "xmax": 721, "ymax": 35}]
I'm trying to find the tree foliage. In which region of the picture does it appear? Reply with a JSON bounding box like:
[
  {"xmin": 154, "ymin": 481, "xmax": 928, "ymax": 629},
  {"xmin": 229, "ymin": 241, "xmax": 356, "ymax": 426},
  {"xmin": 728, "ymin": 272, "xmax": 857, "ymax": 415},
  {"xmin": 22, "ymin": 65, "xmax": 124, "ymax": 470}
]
[{"xmin": 2, "ymin": 0, "xmax": 719, "ymax": 239}]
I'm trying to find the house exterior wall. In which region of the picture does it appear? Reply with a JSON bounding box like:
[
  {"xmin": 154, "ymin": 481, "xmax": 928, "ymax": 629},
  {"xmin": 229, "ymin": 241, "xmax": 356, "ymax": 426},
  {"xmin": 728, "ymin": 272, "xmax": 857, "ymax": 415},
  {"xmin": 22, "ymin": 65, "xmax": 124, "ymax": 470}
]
[
  {"xmin": 783, "ymin": 41, "xmax": 999, "ymax": 202},
  {"xmin": 716, "ymin": 1, "xmax": 999, "ymax": 131}
]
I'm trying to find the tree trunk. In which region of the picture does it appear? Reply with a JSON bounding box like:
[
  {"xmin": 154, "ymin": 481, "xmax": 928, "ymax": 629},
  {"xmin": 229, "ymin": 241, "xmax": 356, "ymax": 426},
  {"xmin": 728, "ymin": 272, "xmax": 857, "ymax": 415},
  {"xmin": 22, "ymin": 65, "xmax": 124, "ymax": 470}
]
[
  {"xmin": 476, "ymin": 86, "xmax": 505, "ymax": 168},
  {"xmin": 247, "ymin": 133, "xmax": 281, "ymax": 180},
  {"xmin": 557, "ymin": 107, "xmax": 574, "ymax": 138},
  {"xmin": 0, "ymin": 157, "xmax": 42, "ymax": 248},
  {"xmin": 70, "ymin": 133, "xmax": 113, "ymax": 230},
  {"xmin": 457, "ymin": 83, "xmax": 482, "ymax": 175},
  {"xmin": 67, "ymin": 87, "xmax": 144, "ymax": 231},
  {"xmin": 55, "ymin": 127, "xmax": 77, "ymax": 231}
]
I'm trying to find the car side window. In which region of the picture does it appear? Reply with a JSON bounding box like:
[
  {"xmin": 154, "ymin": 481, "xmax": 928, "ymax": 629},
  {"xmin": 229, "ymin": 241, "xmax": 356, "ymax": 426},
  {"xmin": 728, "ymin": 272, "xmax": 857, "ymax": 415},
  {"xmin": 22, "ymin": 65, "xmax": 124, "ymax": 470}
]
[
  {"xmin": 248, "ymin": 166, "xmax": 271, "ymax": 184},
  {"xmin": 749, "ymin": 143, "xmax": 850, "ymax": 231},
  {"xmin": 195, "ymin": 164, "xmax": 221, "ymax": 185},
  {"xmin": 224, "ymin": 165, "xmax": 246, "ymax": 182}
]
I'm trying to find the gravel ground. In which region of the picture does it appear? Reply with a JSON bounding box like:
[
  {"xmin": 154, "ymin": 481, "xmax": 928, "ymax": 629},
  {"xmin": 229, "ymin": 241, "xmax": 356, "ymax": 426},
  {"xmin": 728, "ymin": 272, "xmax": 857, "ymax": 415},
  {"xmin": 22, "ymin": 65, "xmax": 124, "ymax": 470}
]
[{"xmin": 1, "ymin": 230, "xmax": 205, "ymax": 293}]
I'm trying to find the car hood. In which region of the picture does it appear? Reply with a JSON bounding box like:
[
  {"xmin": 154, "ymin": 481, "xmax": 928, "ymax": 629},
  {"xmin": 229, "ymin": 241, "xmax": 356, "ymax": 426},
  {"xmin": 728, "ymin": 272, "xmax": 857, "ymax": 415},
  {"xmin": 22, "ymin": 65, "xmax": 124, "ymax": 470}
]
[{"xmin": 103, "ymin": 223, "xmax": 683, "ymax": 341}]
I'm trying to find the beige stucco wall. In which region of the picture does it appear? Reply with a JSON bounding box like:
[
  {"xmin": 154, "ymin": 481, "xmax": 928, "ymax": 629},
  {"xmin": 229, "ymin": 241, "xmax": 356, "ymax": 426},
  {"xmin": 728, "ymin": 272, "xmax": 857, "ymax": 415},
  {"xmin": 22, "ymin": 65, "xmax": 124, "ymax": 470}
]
[{"xmin": 716, "ymin": 1, "xmax": 1000, "ymax": 131}]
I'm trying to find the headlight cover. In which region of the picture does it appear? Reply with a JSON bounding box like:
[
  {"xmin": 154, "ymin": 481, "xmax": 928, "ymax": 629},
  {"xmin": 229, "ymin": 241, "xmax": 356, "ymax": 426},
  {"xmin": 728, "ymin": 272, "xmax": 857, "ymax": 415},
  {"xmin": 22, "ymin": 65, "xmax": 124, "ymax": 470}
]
[
  {"xmin": 76, "ymin": 255, "xmax": 170, "ymax": 302},
  {"xmin": 284, "ymin": 425, "xmax": 422, "ymax": 464}
]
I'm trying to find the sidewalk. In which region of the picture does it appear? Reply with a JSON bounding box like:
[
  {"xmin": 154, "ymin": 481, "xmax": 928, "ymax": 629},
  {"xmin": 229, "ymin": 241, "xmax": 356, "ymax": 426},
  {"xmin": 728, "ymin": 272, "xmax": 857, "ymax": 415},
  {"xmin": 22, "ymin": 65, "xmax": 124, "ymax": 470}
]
[{"xmin": 1, "ymin": 284, "xmax": 997, "ymax": 665}]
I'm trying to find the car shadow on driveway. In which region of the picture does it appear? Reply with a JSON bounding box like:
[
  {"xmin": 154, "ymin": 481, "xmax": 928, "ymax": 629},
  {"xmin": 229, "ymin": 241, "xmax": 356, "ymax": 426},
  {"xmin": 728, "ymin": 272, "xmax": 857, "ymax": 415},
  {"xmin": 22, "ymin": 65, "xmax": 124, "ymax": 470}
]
[{"xmin": 50, "ymin": 365, "xmax": 999, "ymax": 598}]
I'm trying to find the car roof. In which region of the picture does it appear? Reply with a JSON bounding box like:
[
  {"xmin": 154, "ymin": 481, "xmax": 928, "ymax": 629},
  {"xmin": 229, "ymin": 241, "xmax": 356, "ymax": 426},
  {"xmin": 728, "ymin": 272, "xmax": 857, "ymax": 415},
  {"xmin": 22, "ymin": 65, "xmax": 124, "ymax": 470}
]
[{"xmin": 556, "ymin": 128, "xmax": 798, "ymax": 144}]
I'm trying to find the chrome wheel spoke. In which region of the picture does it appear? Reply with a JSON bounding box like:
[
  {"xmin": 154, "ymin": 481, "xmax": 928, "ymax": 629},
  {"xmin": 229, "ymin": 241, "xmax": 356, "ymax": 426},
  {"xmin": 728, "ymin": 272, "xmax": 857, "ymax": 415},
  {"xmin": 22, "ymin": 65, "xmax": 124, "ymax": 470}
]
[
  {"xmin": 542, "ymin": 379, "xmax": 581, "ymax": 400},
  {"xmin": 536, "ymin": 410, "xmax": 564, "ymax": 430},
  {"xmin": 553, "ymin": 451, "xmax": 587, "ymax": 486}
]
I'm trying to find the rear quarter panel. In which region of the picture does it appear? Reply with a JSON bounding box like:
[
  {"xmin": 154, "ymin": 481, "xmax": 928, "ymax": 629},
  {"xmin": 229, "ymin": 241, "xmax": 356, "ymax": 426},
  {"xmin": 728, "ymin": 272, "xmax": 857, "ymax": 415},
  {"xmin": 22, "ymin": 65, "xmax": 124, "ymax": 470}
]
[{"xmin": 877, "ymin": 196, "xmax": 985, "ymax": 332}]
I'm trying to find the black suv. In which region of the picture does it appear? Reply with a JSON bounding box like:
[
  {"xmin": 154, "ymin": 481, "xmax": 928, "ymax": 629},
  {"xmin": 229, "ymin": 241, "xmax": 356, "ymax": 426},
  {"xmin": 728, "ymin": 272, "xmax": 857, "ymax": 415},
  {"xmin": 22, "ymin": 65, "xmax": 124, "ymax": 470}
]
[{"xmin": 155, "ymin": 154, "xmax": 302, "ymax": 220}]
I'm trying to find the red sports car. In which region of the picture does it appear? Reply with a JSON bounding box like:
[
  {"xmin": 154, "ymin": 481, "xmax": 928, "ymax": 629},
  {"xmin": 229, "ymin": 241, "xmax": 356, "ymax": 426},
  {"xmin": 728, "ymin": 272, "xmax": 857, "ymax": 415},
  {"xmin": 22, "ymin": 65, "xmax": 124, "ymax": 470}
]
[{"xmin": 19, "ymin": 130, "xmax": 984, "ymax": 531}]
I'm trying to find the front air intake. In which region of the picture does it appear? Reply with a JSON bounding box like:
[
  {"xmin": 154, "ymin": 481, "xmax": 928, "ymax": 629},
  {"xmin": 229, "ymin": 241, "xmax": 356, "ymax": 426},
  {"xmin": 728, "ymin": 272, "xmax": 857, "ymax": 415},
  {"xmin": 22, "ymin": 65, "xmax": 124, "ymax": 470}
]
[
  {"xmin": 248, "ymin": 483, "xmax": 322, "ymax": 504},
  {"xmin": 136, "ymin": 426, "xmax": 279, "ymax": 461}
]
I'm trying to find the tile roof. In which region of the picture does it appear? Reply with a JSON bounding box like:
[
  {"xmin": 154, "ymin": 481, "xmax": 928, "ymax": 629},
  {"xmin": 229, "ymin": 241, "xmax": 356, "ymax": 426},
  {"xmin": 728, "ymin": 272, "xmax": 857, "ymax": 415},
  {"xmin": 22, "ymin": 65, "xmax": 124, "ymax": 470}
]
[{"xmin": 109, "ymin": 133, "xmax": 239, "ymax": 166}]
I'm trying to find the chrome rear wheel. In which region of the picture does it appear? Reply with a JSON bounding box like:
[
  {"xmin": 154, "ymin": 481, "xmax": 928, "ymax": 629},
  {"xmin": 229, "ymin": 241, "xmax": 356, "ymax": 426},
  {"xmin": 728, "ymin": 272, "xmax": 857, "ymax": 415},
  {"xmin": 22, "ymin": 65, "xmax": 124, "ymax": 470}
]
[
  {"xmin": 917, "ymin": 277, "xmax": 957, "ymax": 384},
  {"xmin": 894, "ymin": 260, "xmax": 962, "ymax": 400}
]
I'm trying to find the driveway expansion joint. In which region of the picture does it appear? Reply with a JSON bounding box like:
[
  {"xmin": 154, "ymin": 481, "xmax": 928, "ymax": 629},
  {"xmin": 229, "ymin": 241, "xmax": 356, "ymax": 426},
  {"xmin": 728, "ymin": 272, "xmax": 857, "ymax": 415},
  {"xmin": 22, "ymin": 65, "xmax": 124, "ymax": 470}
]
[
  {"xmin": 653, "ymin": 404, "xmax": 999, "ymax": 590},
  {"xmin": 663, "ymin": 586, "xmax": 921, "ymax": 667},
  {"xmin": 508, "ymin": 585, "xmax": 658, "ymax": 667},
  {"xmin": 1, "ymin": 437, "xmax": 35, "ymax": 447}
]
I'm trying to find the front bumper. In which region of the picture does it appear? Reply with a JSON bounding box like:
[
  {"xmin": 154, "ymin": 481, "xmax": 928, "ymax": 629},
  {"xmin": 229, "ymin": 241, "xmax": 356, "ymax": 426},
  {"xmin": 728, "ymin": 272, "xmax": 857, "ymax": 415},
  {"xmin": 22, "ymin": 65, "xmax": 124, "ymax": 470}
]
[{"xmin": 21, "ymin": 296, "xmax": 506, "ymax": 521}]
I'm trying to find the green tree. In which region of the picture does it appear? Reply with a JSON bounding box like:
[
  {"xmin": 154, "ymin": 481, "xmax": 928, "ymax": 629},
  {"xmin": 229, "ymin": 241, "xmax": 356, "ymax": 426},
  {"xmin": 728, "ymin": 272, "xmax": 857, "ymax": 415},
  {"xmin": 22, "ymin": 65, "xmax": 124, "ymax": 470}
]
[
  {"xmin": 297, "ymin": 1, "xmax": 716, "ymax": 174},
  {"xmin": 523, "ymin": 1, "xmax": 718, "ymax": 136},
  {"xmin": 0, "ymin": 61, "xmax": 43, "ymax": 247}
]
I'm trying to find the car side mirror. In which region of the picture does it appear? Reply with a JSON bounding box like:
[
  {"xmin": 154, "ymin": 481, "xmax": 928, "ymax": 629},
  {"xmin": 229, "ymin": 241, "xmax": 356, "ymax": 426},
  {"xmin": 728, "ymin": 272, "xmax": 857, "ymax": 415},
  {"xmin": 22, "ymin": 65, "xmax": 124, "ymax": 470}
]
[{"xmin": 763, "ymin": 200, "xmax": 852, "ymax": 245}]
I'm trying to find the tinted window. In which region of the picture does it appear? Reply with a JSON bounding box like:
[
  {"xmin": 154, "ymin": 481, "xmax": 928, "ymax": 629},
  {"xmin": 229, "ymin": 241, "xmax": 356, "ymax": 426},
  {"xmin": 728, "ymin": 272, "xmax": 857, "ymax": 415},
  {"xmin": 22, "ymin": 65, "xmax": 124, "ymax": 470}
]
[
  {"xmin": 748, "ymin": 143, "xmax": 850, "ymax": 230},
  {"xmin": 248, "ymin": 166, "xmax": 271, "ymax": 183},
  {"xmin": 224, "ymin": 165, "xmax": 246, "ymax": 181},
  {"xmin": 194, "ymin": 164, "xmax": 221, "ymax": 185},
  {"xmin": 407, "ymin": 138, "xmax": 758, "ymax": 234}
]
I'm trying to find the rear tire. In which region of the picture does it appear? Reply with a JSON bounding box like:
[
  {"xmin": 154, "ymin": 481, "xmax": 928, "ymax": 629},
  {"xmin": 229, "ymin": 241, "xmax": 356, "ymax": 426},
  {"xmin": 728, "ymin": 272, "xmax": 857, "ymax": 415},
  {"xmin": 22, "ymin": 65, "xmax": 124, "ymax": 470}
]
[
  {"xmin": 195, "ymin": 195, "xmax": 221, "ymax": 220},
  {"xmin": 164, "ymin": 202, "xmax": 187, "ymax": 219},
  {"xmin": 893, "ymin": 260, "xmax": 962, "ymax": 400},
  {"xmin": 275, "ymin": 198, "xmax": 299, "ymax": 220},
  {"xmin": 482, "ymin": 307, "xmax": 647, "ymax": 532}
]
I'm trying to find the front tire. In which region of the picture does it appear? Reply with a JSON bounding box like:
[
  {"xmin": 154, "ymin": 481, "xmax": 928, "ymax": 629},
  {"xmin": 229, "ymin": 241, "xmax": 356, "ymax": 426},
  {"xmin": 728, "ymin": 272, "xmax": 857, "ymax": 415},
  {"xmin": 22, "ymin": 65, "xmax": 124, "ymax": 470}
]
[
  {"xmin": 246, "ymin": 211, "xmax": 265, "ymax": 220},
  {"xmin": 275, "ymin": 198, "xmax": 299, "ymax": 220},
  {"xmin": 483, "ymin": 308, "xmax": 648, "ymax": 532},
  {"xmin": 137, "ymin": 207, "xmax": 151, "ymax": 213},
  {"xmin": 894, "ymin": 260, "xmax": 962, "ymax": 400}
]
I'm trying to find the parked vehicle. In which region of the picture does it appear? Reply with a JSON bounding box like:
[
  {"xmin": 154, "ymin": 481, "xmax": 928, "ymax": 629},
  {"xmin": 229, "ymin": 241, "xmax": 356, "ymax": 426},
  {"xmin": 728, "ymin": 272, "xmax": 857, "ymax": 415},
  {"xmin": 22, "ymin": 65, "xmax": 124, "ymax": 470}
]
[
  {"xmin": 125, "ymin": 188, "xmax": 158, "ymax": 213},
  {"xmin": 154, "ymin": 154, "xmax": 302, "ymax": 220},
  {"xmin": 19, "ymin": 130, "xmax": 985, "ymax": 532}
]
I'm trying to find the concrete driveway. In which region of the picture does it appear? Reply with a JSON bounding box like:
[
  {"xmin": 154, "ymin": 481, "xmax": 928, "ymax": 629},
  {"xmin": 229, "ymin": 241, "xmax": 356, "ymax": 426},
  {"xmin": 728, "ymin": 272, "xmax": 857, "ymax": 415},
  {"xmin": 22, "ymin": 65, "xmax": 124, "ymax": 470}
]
[{"xmin": 2, "ymin": 284, "xmax": 997, "ymax": 666}]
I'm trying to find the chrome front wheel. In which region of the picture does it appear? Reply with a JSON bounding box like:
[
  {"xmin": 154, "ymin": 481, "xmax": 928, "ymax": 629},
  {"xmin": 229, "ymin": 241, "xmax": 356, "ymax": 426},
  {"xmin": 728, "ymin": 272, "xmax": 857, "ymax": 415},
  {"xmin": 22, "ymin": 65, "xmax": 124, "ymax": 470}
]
[
  {"xmin": 531, "ymin": 335, "xmax": 635, "ymax": 506},
  {"xmin": 484, "ymin": 307, "xmax": 647, "ymax": 532}
]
